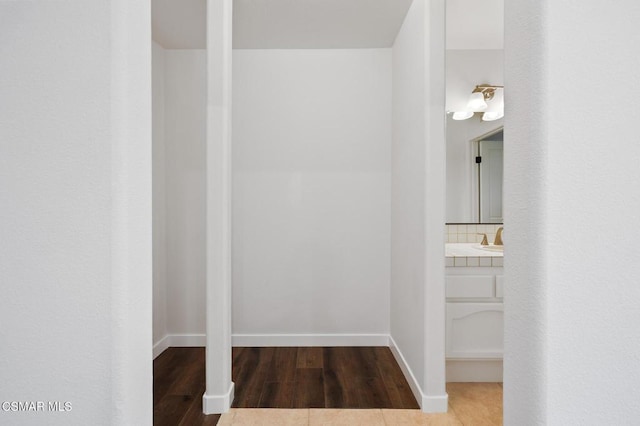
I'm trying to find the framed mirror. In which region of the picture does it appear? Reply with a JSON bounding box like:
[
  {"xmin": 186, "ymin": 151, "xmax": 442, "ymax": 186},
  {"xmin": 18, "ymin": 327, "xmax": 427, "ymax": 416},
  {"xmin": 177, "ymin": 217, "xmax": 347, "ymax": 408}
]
[{"xmin": 446, "ymin": 115, "xmax": 504, "ymax": 224}]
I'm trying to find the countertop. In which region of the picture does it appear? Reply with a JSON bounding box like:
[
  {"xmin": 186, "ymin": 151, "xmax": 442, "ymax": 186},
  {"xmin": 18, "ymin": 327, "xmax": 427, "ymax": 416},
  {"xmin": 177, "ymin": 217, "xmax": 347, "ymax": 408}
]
[{"xmin": 445, "ymin": 243, "xmax": 504, "ymax": 268}]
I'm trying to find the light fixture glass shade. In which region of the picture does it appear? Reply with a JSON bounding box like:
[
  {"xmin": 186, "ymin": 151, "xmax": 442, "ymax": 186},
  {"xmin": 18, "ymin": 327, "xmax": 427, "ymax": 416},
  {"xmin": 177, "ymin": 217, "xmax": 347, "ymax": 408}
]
[
  {"xmin": 467, "ymin": 92, "xmax": 488, "ymax": 111},
  {"xmin": 482, "ymin": 110, "xmax": 504, "ymax": 121},
  {"xmin": 452, "ymin": 111, "xmax": 474, "ymax": 120}
]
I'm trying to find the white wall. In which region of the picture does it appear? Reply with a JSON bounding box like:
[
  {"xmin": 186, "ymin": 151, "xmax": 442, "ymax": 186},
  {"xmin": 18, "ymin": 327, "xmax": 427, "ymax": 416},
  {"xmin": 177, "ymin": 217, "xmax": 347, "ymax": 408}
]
[
  {"xmin": 163, "ymin": 49, "xmax": 208, "ymax": 338},
  {"xmin": 391, "ymin": 0, "xmax": 447, "ymax": 411},
  {"xmin": 151, "ymin": 45, "xmax": 207, "ymax": 350},
  {"xmin": 153, "ymin": 41, "xmax": 168, "ymax": 347},
  {"xmin": 446, "ymin": 49, "xmax": 504, "ymax": 223},
  {"xmin": 505, "ymin": 1, "xmax": 640, "ymax": 424},
  {"xmin": 0, "ymin": 1, "xmax": 151, "ymax": 424},
  {"xmin": 232, "ymin": 49, "xmax": 392, "ymax": 339},
  {"xmin": 391, "ymin": 0, "xmax": 427, "ymax": 394}
]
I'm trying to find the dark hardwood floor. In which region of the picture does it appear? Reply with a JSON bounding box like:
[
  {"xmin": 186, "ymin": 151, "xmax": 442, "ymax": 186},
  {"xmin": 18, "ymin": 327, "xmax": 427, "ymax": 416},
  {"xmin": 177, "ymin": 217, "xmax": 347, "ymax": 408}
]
[
  {"xmin": 153, "ymin": 347, "xmax": 220, "ymax": 426},
  {"xmin": 232, "ymin": 347, "xmax": 419, "ymax": 409},
  {"xmin": 154, "ymin": 346, "xmax": 419, "ymax": 425}
]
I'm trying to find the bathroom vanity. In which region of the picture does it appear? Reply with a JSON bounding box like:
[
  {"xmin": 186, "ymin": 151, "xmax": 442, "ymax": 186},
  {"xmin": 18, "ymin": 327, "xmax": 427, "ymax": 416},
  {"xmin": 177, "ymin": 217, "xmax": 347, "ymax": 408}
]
[{"xmin": 445, "ymin": 241, "xmax": 503, "ymax": 382}]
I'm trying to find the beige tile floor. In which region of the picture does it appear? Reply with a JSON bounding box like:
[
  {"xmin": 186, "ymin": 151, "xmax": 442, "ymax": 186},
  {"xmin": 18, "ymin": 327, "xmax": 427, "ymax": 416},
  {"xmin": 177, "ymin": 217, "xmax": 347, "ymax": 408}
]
[{"xmin": 217, "ymin": 383, "xmax": 502, "ymax": 425}]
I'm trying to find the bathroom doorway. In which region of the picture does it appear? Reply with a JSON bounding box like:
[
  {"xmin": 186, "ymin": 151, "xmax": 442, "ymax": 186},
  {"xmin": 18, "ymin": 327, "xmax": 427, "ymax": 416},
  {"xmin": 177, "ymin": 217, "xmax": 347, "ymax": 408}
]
[
  {"xmin": 444, "ymin": 0, "xmax": 505, "ymax": 402},
  {"xmin": 477, "ymin": 128, "xmax": 504, "ymax": 224}
]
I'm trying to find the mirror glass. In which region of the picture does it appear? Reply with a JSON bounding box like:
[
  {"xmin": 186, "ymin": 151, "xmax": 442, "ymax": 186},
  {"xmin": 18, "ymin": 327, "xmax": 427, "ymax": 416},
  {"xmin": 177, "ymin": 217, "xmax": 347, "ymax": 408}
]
[
  {"xmin": 476, "ymin": 127, "xmax": 503, "ymax": 223},
  {"xmin": 445, "ymin": 0, "xmax": 504, "ymax": 224}
]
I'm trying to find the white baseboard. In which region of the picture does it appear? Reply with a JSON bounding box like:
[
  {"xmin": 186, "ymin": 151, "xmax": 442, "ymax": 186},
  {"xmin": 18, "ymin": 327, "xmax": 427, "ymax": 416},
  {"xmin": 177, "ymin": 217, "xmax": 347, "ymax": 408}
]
[
  {"xmin": 203, "ymin": 382, "xmax": 235, "ymax": 414},
  {"xmin": 421, "ymin": 394, "xmax": 449, "ymax": 413},
  {"xmin": 232, "ymin": 333, "xmax": 390, "ymax": 347},
  {"xmin": 170, "ymin": 333, "xmax": 206, "ymax": 347},
  {"xmin": 153, "ymin": 334, "xmax": 207, "ymax": 359},
  {"xmin": 153, "ymin": 335, "xmax": 171, "ymax": 359},
  {"xmin": 154, "ymin": 333, "xmax": 387, "ymax": 357},
  {"xmin": 389, "ymin": 335, "xmax": 449, "ymax": 413},
  {"xmin": 388, "ymin": 335, "xmax": 423, "ymax": 407},
  {"xmin": 446, "ymin": 359, "xmax": 503, "ymax": 382}
]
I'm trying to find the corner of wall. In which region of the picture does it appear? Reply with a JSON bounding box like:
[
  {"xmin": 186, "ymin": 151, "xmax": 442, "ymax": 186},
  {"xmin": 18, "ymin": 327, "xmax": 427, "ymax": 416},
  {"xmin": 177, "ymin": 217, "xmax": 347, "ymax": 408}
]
[{"xmin": 389, "ymin": 335, "xmax": 448, "ymax": 413}]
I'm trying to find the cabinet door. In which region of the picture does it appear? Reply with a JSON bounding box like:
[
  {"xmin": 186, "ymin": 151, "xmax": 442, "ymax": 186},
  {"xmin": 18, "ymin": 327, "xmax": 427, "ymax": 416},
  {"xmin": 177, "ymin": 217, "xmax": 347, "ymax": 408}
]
[
  {"xmin": 496, "ymin": 275, "xmax": 504, "ymax": 298},
  {"xmin": 446, "ymin": 275, "xmax": 494, "ymax": 298},
  {"xmin": 446, "ymin": 303, "xmax": 503, "ymax": 359}
]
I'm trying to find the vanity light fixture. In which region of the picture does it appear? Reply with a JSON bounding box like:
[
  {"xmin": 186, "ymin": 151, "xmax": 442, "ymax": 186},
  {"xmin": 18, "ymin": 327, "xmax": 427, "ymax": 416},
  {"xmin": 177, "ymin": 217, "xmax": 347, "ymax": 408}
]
[
  {"xmin": 482, "ymin": 110, "xmax": 504, "ymax": 121},
  {"xmin": 452, "ymin": 111, "xmax": 474, "ymax": 120},
  {"xmin": 467, "ymin": 91, "xmax": 488, "ymax": 110},
  {"xmin": 452, "ymin": 84, "xmax": 504, "ymax": 121}
]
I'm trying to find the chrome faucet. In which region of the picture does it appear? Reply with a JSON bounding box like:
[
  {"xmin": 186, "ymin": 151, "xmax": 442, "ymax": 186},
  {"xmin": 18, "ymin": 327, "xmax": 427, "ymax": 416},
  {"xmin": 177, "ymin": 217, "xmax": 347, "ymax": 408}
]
[{"xmin": 494, "ymin": 227, "xmax": 504, "ymax": 246}]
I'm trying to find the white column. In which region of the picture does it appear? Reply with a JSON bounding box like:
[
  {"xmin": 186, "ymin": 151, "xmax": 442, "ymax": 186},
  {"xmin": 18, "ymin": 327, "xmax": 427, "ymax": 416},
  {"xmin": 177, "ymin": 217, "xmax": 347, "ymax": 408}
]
[
  {"xmin": 422, "ymin": 0, "xmax": 447, "ymax": 413},
  {"xmin": 203, "ymin": 0, "xmax": 234, "ymax": 414}
]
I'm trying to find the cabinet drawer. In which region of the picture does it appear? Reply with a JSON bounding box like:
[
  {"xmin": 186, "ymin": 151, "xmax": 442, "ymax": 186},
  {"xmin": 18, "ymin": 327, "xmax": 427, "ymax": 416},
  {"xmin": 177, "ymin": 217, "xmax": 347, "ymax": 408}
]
[
  {"xmin": 446, "ymin": 275, "xmax": 494, "ymax": 298},
  {"xmin": 446, "ymin": 302, "xmax": 504, "ymax": 359},
  {"xmin": 496, "ymin": 275, "xmax": 504, "ymax": 298}
]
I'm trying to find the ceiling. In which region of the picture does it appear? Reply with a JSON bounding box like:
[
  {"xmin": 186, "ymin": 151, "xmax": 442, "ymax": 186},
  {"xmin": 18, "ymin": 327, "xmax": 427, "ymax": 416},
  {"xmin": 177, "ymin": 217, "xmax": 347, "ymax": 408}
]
[
  {"xmin": 152, "ymin": 0, "xmax": 503, "ymax": 50},
  {"xmin": 153, "ymin": 0, "xmax": 413, "ymax": 49},
  {"xmin": 232, "ymin": 0, "xmax": 413, "ymax": 49}
]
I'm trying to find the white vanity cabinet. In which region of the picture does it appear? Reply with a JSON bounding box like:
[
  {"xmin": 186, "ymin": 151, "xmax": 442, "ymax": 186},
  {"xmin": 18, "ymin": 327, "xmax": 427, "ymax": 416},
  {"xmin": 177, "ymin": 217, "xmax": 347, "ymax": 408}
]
[{"xmin": 445, "ymin": 266, "xmax": 504, "ymax": 381}]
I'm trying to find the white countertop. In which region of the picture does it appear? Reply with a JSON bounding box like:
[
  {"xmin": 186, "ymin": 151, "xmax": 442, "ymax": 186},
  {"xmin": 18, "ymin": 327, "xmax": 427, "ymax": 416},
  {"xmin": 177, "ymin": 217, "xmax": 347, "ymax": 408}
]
[{"xmin": 446, "ymin": 243, "xmax": 504, "ymax": 258}]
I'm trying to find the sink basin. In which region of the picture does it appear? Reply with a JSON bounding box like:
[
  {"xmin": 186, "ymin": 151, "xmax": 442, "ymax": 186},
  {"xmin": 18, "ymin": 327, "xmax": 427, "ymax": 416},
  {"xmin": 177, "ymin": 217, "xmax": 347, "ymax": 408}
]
[
  {"xmin": 446, "ymin": 243, "xmax": 503, "ymax": 257},
  {"xmin": 476, "ymin": 244, "xmax": 504, "ymax": 252}
]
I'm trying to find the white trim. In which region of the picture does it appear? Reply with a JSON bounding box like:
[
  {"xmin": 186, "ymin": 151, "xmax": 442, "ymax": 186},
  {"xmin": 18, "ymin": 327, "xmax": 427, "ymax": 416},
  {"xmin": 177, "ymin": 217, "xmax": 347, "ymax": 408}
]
[
  {"xmin": 153, "ymin": 335, "xmax": 170, "ymax": 359},
  {"xmin": 203, "ymin": 382, "xmax": 235, "ymax": 414},
  {"xmin": 153, "ymin": 334, "xmax": 207, "ymax": 359},
  {"xmin": 389, "ymin": 335, "xmax": 424, "ymax": 409},
  {"xmin": 389, "ymin": 335, "xmax": 449, "ymax": 413},
  {"xmin": 232, "ymin": 334, "xmax": 390, "ymax": 347},
  {"xmin": 446, "ymin": 359, "xmax": 503, "ymax": 382},
  {"xmin": 422, "ymin": 394, "xmax": 449, "ymax": 413},
  {"xmin": 170, "ymin": 333, "xmax": 207, "ymax": 347}
]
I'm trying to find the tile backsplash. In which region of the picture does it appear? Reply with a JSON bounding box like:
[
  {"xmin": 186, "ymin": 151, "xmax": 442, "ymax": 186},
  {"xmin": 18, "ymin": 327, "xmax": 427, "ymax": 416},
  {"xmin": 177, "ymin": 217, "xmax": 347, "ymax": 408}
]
[
  {"xmin": 445, "ymin": 255, "xmax": 503, "ymax": 268},
  {"xmin": 445, "ymin": 224, "xmax": 503, "ymax": 244}
]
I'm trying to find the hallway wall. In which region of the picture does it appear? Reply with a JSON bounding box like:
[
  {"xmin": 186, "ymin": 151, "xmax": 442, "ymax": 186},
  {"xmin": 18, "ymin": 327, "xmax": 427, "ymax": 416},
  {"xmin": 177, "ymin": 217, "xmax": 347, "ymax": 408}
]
[
  {"xmin": 164, "ymin": 49, "xmax": 207, "ymax": 339},
  {"xmin": 0, "ymin": 1, "xmax": 152, "ymax": 424},
  {"xmin": 152, "ymin": 45, "xmax": 207, "ymax": 352},
  {"xmin": 153, "ymin": 41, "xmax": 168, "ymax": 346},
  {"xmin": 390, "ymin": 0, "xmax": 427, "ymax": 394},
  {"xmin": 232, "ymin": 49, "xmax": 392, "ymax": 341},
  {"xmin": 504, "ymin": 1, "xmax": 640, "ymax": 424},
  {"xmin": 390, "ymin": 0, "xmax": 447, "ymax": 411}
]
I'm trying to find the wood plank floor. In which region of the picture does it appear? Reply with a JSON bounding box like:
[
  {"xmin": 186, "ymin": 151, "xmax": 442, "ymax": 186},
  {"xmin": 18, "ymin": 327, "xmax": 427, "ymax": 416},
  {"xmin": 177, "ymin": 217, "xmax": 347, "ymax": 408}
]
[
  {"xmin": 232, "ymin": 347, "xmax": 419, "ymax": 409},
  {"xmin": 154, "ymin": 347, "xmax": 220, "ymax": 426},
  {"xmin": 154, "ymin": 346, "xmax": 419, "ymax": 425}
]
